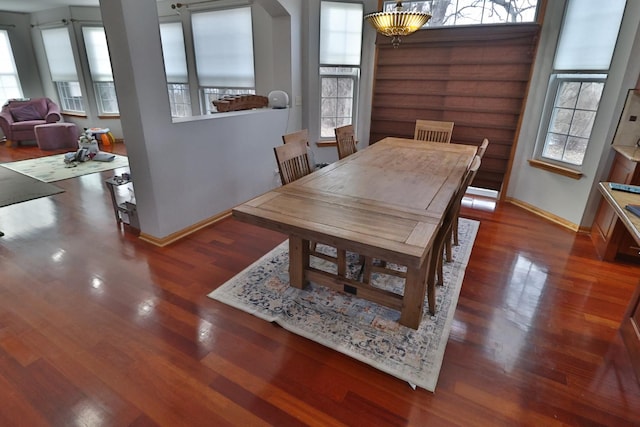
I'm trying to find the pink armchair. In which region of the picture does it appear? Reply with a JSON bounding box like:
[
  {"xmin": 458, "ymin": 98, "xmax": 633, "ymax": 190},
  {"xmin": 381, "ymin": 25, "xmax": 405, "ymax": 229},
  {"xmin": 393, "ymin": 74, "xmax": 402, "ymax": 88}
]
[{"xmin": 0, "ymin": 98, "xmax": 62, "ymax": 147}]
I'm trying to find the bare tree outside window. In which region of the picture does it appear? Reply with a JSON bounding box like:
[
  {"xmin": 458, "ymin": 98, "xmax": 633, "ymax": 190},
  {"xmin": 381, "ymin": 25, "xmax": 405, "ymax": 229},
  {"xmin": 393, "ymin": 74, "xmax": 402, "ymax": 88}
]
[
  {"xmin": 383, "ymin": 0, "xmax": 538, "ymax": 26},
  {"xmin": 542, "ymin": 79, "xmax": 604, "ymax": 165}
]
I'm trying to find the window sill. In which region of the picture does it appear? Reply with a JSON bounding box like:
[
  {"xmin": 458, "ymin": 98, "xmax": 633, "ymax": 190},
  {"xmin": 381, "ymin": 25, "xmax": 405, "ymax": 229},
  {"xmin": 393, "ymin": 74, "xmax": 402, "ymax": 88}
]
[
  {"xmin": 98, "ymin": 115, "xmax": 121, "ymax": 120},
  {"xmin": 62, "ymin": 112, "xmax": 88, "ymax": 118},
  {"xmin": 315, "ymin": 139, "xmax": 359, "ymax": 148},
  {"xmin": 316, "ymin": 140, "xmax": 336, "ymax": 147},
  {"xmin": 528, "ymin": 159, "xmax": 583, "ymax": 180}
]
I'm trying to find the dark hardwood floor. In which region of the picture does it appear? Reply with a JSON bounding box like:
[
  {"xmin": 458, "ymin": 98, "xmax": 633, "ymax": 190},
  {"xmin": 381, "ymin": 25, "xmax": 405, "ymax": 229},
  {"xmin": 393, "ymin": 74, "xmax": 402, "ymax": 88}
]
[{"xmin": 0, "ymin": 141, "xmax": 639, "ymax": 426}]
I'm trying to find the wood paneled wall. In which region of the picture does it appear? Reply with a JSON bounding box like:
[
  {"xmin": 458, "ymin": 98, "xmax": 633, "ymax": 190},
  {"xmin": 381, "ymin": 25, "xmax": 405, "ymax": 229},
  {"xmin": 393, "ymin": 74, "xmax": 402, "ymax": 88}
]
[{"xmin": 369, "ymin": 24, "xmax": 540, "ymax": 192}]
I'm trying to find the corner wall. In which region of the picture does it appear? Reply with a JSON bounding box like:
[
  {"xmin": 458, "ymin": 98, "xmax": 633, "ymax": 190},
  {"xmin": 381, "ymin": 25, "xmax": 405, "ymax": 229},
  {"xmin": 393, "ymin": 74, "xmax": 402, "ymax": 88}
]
[{"xmin": 506, "ymin": 0, "xmax": 640, "ymax": 229}]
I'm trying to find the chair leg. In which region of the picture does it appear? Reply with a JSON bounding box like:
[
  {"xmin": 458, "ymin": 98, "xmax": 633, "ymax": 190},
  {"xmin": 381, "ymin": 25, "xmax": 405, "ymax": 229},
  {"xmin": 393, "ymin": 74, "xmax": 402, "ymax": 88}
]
[
  {"xmin": 427, "ymin": 248, "xmax": 440, "ymax": 315},
  {"xmin": 445, "ymin": 229, "xmax": 453, "ymax": 263},
  {"xmin": 453, "ymin": 216, "xmax": 459, "ymax": 246}
]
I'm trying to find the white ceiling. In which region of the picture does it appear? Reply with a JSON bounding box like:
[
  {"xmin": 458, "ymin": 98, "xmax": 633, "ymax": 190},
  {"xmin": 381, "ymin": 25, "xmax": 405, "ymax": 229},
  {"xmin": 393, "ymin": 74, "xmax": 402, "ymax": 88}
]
[{"xmin": 0, "ymin": 0, "xmax": 99, "ymax": 14}]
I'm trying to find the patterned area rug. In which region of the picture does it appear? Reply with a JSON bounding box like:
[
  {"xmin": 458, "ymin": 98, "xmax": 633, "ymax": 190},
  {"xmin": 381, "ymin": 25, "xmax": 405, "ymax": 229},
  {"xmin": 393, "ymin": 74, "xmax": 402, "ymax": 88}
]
[
  {"xmin": 208, "ymin": 218, "xmax": 479, "ymax": 392},
  {"xmin": 0, "ymin": 166, "xmax": 64, "ymax": 207},
  {"xmin": 1, "ymin": 153, "xmax": 129, "ymax": 182}
]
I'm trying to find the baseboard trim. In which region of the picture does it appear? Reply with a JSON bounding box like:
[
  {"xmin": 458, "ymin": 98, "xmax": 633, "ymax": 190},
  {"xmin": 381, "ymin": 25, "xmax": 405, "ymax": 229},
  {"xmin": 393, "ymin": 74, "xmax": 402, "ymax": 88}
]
[
  {"xmin": 139, "ymin": 210, "xmax": 232, "ymax": 247},
  {"xmin": 506, "ymin": 197, "xmax": 590, "ymax": 233}
]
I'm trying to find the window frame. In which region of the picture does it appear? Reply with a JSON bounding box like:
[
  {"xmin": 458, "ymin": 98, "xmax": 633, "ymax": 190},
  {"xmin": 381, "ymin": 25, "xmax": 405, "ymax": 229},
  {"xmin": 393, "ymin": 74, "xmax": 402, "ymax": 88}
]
[
  {"xmin": 159, "ymin": 21, "xmax": 191, "ymax": 118},
  {"xmin": 0, "ymin": 29, "xmax": 23, "ymax": 106},
  {"xmin": 82, "ymin": 26, "xmax": 119, "ymax": 116},
  {"xmin": 191, "ymin": 7, "xmax": 256, "ymax": 115},
  {"xmin": 55, "ymin": 81, "xmax": 85, "ymax": 113},
  {"xmin": 319, "ymin": 67, "xmax": 360, "ymax": 139},
  {"xmin": 41, "ymin": 27, "xmax": 85, "ymax": 114},
  {"xmin": 533, "ymin": 73, "xmax": 607, "ymax": 170},
  {"xmin": 318, "ymin": 1, "xmax": 363, "ymax": 140},
  {"xmin": 530, "ymin": 0, "xmax": 625, "ymax": 174}
]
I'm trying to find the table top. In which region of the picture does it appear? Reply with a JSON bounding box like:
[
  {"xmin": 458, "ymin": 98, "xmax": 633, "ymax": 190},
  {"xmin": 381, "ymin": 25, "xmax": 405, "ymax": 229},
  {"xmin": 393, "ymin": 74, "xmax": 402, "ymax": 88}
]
[
  {"xmin": 233, "ymin": 137, "xmax": 478, "ymax": 266},
  {"xmin": 598, "ymin": 182, "xmax": 640, "ymax": 246}
]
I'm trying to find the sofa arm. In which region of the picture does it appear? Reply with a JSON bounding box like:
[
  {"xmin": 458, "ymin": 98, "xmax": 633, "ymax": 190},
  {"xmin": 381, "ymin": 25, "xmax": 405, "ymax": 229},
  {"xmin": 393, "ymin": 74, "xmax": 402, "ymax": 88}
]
[
  {"xmin": 0, "ymin": 109, "xmax": 13, "ymax": 137},
  {"xmin": 45, "ymin": 111, "xmax": 62, "ymax": 123},
  {"xmin": 45, "ymin": 99, "xmax": 62, "ymax": 123}
]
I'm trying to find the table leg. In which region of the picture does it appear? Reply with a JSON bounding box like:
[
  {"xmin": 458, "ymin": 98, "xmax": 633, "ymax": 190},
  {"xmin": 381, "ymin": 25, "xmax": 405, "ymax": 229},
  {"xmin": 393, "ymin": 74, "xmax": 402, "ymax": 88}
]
[
  {"xmin": 337, "ymin": 248, "xmax": 347, "ymax": 277},
  {"xmin": 289, "ymin": 235, "xmax": 310, "ymax": 289},
  {"xmin": 400, "ymin": 260, "xmax": 429, "ymax": 329}
]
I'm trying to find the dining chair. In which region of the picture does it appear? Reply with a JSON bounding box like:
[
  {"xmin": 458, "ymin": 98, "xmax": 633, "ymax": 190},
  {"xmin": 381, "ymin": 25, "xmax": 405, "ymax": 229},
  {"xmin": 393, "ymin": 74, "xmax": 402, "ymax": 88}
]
[
  {"xmin": 335, "ymin": 124, "xmax": 358, "ymax": 160},
  {"xmin": 282, "ymin": 129, "xmax": 309, "ymax": 146},
  {"xmin": 413, "ymin": 120, "xmax": 454, "ymax": 143},
  {"xmin": 451, "ymin": 138, "xmax": 489, "ymax": 247},
  {"xmin": 420, "ymin": 155, "xmax": 481, "ymax": 315},
  {"xmin": 282, "ymin": 129, "xmax": 330, "ymax": 170},
  {"xmin": 477, "ymin": 138, "xmax": 489, "ymax": 159},
  {"xmin": 274, "ymin": 139, "xmax": 313, "ymax": 185},
  {"xmin": 440, "ymin": 154, "xmax": 481, "ymax": 280},
  {"xmin": 273, "ymin": 139, "xmax": 348, "ymax": 277}
]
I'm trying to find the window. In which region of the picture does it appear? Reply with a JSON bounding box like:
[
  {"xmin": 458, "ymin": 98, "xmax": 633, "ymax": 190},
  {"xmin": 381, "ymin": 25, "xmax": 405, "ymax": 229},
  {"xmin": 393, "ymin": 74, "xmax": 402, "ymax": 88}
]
[
  {"xmin": 383, "ymin": 0, "xmax": 539, "ymax": 27},
  {"xmin": 159, "ymin": 22, "xmax": 191, "ymax": 117},
  {"xmin": 0, "ymin": 30, "xmax": 23, "ymax": 106},
  {"xmin": 191, "ymin": 7, "xmax": 255, "ymax": 114},
  {"xmin": 319, "ymin": 1, "xmax": 363, "ymax": 138},
  {"xmin": 534, "ymin": 0, "xmax": 625, "ymax": 170},
  {"xmin": 41, "ymin": 27, "xmax": 84, "ymax": 113},
  {"xmin": 82, "ymin": 26, "xmax": 119, "ymax": 115},
  {"xmin": 320, "ymin": 67, "xmax": 358, "ymax": 138},
  {"xmin": 541, "ymin": 76, "xmax": 605, "ymax": 165}
]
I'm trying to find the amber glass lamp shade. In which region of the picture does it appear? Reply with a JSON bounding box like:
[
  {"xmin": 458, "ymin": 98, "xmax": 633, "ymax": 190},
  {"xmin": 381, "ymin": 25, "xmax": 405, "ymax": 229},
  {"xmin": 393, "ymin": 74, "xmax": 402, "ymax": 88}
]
[{"xmin": 365, "ymin": 1, "xmax": 431, "ymax": 48}]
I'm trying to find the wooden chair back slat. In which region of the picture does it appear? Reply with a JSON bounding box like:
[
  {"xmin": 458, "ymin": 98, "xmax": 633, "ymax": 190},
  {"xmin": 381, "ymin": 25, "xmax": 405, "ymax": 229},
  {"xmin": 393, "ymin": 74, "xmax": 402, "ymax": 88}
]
[
  {"xmin": 274, "ymin": 139, "xmax": 312, "ymax": 185},
  {"xmin": 414, "ymin": 120, "xmax": 454, "ymax": 143},
  {"xmin": 335, "ymin": 125, "xmax": 358, "ymax": 160}
]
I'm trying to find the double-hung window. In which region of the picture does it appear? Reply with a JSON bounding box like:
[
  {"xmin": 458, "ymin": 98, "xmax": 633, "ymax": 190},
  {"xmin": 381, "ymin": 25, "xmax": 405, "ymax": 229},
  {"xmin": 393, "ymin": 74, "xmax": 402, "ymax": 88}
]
[
  {"xmin": 191, "ymin": 7, "xmax": 255, "ymax": 114},
  {"xmin": 319, "ymin": 1, "xmax": 363, "ymax": 138},
  {"xmin": 0, "ymin": 30, "xmax": 23, "ymax": 106},
  {"xmin": 159, "ymin": 22, "xmax": 191, "ymax": 118},
  {"xmin": 41, "ymin": 27, "xmax": 84, "ymax": 113},
  {"xmin": 533, "ymin": 0, "xmax": 625, "ymax": 170},
  {"xmin": 82, "ymin": 26, "xmax": 119, "ymax": 115}
]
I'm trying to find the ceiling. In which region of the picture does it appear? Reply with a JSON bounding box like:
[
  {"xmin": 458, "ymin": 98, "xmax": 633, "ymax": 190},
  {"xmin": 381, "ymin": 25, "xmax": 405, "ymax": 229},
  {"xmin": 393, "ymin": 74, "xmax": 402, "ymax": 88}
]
[{"xmin": 0, "ymin": 0, "xmax": 99, "ymax": 14}]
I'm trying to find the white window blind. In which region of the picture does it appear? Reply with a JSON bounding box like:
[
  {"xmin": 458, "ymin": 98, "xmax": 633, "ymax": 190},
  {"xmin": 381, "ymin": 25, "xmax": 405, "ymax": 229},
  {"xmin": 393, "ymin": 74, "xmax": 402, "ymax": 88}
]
[
  {"xmin": 42, "ymin": 27, "xmax": 78, "ymax": 82},
  {"xmin": 320, "ymin": 1, "xmax": 363, "ymax": 66},
  {"xmin": 191, "ymin": 7, "xmax": 255, "ymax": 88},
  {"xmin": 553, "ymin": 0, "xmax": 626, "ymax": 70},
  {"xmin": 159, "ymin": 22, "xmax": 188, "ymax": 84},
  {"xmin": 82, "ymin": 26, "xmax": 114, "ymax": 82}
]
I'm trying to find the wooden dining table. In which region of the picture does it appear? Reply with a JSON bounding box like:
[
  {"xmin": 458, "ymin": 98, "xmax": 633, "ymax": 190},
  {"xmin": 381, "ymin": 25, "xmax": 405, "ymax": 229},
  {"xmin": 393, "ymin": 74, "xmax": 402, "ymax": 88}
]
[{"xmin": 232, "ymin": 137, "xmax": 478, "ymax": 329}]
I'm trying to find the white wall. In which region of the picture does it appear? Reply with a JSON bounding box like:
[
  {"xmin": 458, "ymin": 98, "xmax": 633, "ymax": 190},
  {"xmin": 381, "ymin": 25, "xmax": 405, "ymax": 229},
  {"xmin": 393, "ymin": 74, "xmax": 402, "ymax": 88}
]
[
  {"xmin": 99, "ymin": 0, "xmax": 291, "ymax": 239},
  {"xmin": 507, "ymin": 0, "xmax": 640, "ymax": 228}
]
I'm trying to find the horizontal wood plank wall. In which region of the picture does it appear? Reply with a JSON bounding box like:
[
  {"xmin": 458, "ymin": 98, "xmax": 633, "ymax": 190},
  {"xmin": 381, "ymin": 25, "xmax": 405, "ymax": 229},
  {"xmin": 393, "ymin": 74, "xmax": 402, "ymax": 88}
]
[{"xmin": 369, "ymin": 24, "xmax": 540, "ymax": 192}]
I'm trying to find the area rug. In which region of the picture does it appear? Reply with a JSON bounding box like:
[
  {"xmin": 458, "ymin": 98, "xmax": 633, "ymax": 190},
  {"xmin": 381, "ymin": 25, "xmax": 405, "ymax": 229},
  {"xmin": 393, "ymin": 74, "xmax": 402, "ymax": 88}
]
[
  {"xmin": 1, "ymin": 153, "xmax": 129, "ymax": 182},
  {"xmin": 0, "ymin": 166, "xmax": 64, "ymax": 207},
  {"xmin": 208, "ymin": 218, "xmax": 479, "ymax": 392}
]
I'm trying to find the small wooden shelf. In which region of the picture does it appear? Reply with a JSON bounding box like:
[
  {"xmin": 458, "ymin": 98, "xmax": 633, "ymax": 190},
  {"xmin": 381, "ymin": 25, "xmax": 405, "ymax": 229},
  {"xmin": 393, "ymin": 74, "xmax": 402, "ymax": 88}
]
[{"xmin": 105, "ymin": 176, "xmax": 139, "ymax": 230}]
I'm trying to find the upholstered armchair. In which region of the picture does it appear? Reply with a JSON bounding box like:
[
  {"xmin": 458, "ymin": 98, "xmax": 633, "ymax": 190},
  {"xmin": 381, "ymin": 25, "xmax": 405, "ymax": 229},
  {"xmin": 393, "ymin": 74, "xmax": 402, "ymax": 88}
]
[{"xmin": 0, "ymin": 97, "xmax": 62, "ymax": 147}]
